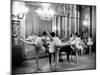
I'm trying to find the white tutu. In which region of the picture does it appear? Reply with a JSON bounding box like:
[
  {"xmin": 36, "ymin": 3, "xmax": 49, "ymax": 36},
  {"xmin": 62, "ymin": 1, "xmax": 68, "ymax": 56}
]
[
  {"xmin": 76, "ymin": 45, "xmax": 83, "ymax": 50},
  {"xmin": 70, "ymin": 40, "xmax": 76, "ymax": 45},
  {"xmin": 87, "ymin": 38, "xmax": 93, "ymax": 46},
  {"xmin": 87, "ymin": 42, "xmax": 93, "ymax": 46},
  {"xmin": 48, "ymin": 41, "xmax": 55, "ymax": 53}
]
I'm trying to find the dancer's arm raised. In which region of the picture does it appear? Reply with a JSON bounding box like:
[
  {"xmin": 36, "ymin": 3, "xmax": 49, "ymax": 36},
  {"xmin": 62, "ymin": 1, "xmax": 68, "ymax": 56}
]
[{"xmin": 44, "ymin": 30, "xmax": 53, "ymax": 40}]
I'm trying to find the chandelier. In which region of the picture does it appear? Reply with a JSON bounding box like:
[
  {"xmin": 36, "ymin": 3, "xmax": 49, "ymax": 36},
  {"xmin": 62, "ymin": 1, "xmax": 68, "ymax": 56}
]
[{"xmin": 36, "ymin": 3, "xmax": 55, "ymax": 21}]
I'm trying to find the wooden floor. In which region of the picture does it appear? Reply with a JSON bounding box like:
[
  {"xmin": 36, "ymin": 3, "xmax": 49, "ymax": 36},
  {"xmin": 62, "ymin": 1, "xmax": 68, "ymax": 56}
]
[{"xmin": 12, "ymin": 53, "xmax": 96, "ymax": 74}]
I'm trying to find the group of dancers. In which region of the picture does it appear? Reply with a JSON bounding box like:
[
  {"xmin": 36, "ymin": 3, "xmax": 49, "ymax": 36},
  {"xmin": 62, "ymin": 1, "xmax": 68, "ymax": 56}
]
[{"xmin": 19, "ymin": 30, "xmax": 93, "ymax": 72}]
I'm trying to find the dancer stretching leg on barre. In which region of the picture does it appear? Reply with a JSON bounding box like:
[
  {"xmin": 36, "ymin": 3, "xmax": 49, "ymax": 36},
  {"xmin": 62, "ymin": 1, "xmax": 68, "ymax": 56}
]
[
  {"xmin": 45, "ymin": 31, "xmax": 71, "ymax": 71},
  {"xmin": 20, "ymin": 32, "xmax": 47, "ymax": 72}
]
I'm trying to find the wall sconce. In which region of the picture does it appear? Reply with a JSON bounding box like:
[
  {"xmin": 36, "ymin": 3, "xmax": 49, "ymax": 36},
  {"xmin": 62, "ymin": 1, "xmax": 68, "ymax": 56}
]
[
  {"xmin": 83, "ymin": 14, "xmax": 90, "ymax": 26},
  {"xmin": 83, "ymin": 20, "xmax": 88, "ymax": 26},
  {"xmin": 17, "ymin": 13, "xmax": 24, "ymax": 19},
  {"xmin": 83, "ymin": 19, "xmax": 90, "ymax": 26},
  {"xmin": 12, "ymin": 1, "xmax": 29, "ymax": 19}
]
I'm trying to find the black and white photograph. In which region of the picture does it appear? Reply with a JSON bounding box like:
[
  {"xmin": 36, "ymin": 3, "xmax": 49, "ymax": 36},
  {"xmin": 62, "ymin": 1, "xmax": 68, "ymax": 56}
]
[{"xmin": 11, "ymin": 0, "xmax": 96, "ymax": 74}]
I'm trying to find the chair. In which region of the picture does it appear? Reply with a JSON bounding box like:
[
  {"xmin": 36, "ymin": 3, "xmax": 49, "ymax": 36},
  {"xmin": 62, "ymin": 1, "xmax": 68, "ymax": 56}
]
[{"xmin": 59, "ymin": 45, "xmax": 73, "ymax": 63}]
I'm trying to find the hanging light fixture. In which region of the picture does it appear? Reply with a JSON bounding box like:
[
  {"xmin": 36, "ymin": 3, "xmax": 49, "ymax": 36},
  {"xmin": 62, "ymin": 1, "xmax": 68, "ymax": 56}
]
[{"xmin": 36, "ymin": 3, "xmax": 55, "ymax": 21}]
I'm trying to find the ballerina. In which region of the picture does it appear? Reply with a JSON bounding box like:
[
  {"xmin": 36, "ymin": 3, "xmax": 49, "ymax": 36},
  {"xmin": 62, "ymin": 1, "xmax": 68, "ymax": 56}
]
[
  {"xmin": 19, "ymin": 32, "xmax": 47, "ymax": 72},
  {"xmin": 87, "ymin": 35, "xmax": 93, "ymax": 55},
  {"xmin": 45, "ymin": 31, "xmax": 71, "ymax": 71}
]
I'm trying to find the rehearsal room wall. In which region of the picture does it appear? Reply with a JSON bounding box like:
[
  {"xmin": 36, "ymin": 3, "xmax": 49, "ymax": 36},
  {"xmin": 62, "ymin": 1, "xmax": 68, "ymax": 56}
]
[
  {"xmin": 92, "ymin": 6, "xmax": 96, "ymax": 41},
  {"xmin": 25, "ymin": 4, "xmax": 52, "ymax": 37}
]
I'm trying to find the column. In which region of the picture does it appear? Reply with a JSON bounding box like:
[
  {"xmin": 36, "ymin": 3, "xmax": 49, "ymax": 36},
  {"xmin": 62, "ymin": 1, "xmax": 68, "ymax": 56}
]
[
  {"xmin": 74, "ymin": 5, "xmax": 77, "ymax": 33},
  {"xmin": 90, "ymin": 6, "xmax": 92, "ymax": 37},
  {"xmin": 69, "ymin": 5, "xmax": 72, "ymax": 35},
  {"xmin": 52, "ymin": 15, "xmax": 57, "ymax": 33},
  {"xmin": 20, "ymin": 14, "xmax": 26, "ymax": 39},
  {"xmin": 57, "ymin": 16, "xmax": 61, "ymax": 37},
  {"xmin": 65, "ymin": 16, "xmax": 68, "ymax": 38},
  {"xmin": 92, "ymin": 6, "xmax": 96, "ymax": 40}
]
